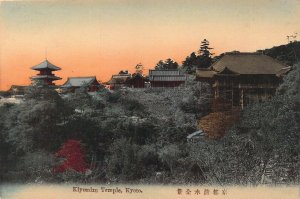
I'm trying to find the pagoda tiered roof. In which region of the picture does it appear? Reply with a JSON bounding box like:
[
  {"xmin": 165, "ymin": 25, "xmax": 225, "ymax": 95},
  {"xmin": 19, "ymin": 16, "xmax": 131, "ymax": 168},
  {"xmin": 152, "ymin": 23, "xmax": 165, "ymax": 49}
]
[
  {"xmin": 30, "ymin": 60, "xmax": 62, "ymax": 85},
  {"xmin": 31, "ymin": 75, "xmax": 62, "ymax": 80},
  {"xmin": 31, "ymin": 60, "xmax": 61, "ymax": 71}
]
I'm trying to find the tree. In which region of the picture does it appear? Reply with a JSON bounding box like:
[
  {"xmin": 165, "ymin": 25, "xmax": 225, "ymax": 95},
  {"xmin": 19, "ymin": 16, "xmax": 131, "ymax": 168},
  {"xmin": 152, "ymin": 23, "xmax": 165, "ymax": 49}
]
[
  {"xmin": 155, "ymin": 60, "xmax": 165, "ymax": 70},
  {"xmin": 197, "ymin": 39, "xmax": 214, "ymax": 68},
  {"xmin": 54, "ymin": 139, "xmax": 89, "ymax": 173},
  {"xmin": 258, "ymin": 41, "xmax": 300, "ymax": 66},
  {"xmin": 0, "ymin": 104, "xmax": 14, "ymax": 182},
  {"xmin": 135, "ymin": 63, "xmax": 144, "ymax": 75},
  {"xmin": 198, "ymin": 39, "xmax": 214, "ymax": 57},
  {"xmin": 155, "ymin": 58, "xmax": 179, "ymax": 70},
  {"xmin": 182, "ymin": 52, "xmax": 198, "ymax": 74},
  {"xmin": 66, "ymin": 88, "xmax": 93, "ymax": 113},
  {"xmin": 106, "ymin": 138, "xmax": 142, "ymax": 181},
  {"xmin": 119, "ymin": 70, "xmax": 129, "ymax": 74},
  {"xmin": 4, "ymin": 85, "xmax": 72, "ymax": 152},
  {"xmin": 158, "ymin": 144, "xmax": 181, "ymax": 174},
  {"xmin": 25, "ymin": 83, "xmax": 61, "ymax": 102},
  {"xmin": 182, "ymin": 39, "xmax": 214, "ymax": 73},
  {"xmin": 17, "ymin": 151, "xmax": 56, "ymax": 182}
]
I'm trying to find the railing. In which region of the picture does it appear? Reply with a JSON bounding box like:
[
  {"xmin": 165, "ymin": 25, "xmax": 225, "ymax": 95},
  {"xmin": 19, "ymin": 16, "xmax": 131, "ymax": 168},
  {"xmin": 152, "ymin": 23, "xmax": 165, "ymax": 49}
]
[
  {"xmin": 213, "ymin": 82, "xmax": 277, "ymax": 89},
  {"xmin": 238, "ymin": 84, "xmax": 277, "ymax": 89}
]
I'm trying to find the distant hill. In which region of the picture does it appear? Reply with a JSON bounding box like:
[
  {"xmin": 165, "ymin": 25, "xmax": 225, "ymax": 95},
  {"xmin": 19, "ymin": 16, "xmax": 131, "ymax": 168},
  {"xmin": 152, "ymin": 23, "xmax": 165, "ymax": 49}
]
[{"xmin": 257, "ymin": 41, "xmax": 300, "ymax": 66}]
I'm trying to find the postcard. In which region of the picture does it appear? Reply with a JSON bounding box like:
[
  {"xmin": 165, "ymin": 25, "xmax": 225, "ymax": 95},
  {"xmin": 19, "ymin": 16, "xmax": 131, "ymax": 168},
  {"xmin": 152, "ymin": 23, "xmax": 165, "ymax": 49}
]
[{"xmin": 0, "ymin": 0, "xmax": 299, "ymax": 199}]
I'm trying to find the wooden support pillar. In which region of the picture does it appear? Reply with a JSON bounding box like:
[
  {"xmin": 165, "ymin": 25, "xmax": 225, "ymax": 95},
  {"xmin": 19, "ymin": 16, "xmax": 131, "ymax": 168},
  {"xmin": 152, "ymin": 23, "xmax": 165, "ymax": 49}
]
[
  {"xmin": 231, "ymin": 80, "xmax": 234, "ymax": 108},
  {"xmin": 214, "ymin": 89, "xmax": 217, "ymax": 99},
  {"xmin": 241, "ymin": 89, "xmax": 244, "ymax": 110}
]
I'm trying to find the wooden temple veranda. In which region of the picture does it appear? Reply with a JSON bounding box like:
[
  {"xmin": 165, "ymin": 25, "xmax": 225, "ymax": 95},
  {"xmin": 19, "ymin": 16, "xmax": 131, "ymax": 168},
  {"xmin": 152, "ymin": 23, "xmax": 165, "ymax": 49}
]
[{"xmin": 197, "ymin": 52, "xmax": 291, "ymax": 110}]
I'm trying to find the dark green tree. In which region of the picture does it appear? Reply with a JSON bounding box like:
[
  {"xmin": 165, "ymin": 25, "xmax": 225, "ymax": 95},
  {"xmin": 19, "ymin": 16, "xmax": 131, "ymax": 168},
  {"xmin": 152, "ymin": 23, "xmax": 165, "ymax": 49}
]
[
  {"xmin": 155, "ymin": 58, "xmax": 179, "ymax": 70},
  {"xmin": 182, "ymin": 52, "xmax": 198, "ymax": 74},
  {"xmin": 197, "ymin": 39, "xmax": 214, "ymax": 68},
  {"xmin": 182, "ymin": 39, "xmax": 214, "ymax": 73},
  {"xmin": 257, "ymin": 41, "xmax": 300, "ymax": 66},
  {"xmin": 5, "ymin": 85, "xmax": 72, "ymax": 152},
  {"xmin": 106, "ymin": 138, "xmax": 142, "ymax": 181},
  {"xmin": 198, "ymin": 39, "xmax": 214, "ymax": 57}
]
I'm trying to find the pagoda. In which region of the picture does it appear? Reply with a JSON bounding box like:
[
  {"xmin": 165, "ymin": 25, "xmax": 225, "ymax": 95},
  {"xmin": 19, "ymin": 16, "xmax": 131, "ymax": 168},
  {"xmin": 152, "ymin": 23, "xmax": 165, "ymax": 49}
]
[{"xmin": 30, "ymin": 60, "xmax": 62, "ymax": 85}]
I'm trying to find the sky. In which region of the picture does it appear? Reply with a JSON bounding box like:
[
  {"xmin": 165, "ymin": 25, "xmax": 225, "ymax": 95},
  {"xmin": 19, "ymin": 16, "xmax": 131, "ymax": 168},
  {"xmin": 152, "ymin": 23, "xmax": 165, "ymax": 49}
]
[{"xmin": 0, "ymin": 0, "xmax": 299, "ymax": 90}]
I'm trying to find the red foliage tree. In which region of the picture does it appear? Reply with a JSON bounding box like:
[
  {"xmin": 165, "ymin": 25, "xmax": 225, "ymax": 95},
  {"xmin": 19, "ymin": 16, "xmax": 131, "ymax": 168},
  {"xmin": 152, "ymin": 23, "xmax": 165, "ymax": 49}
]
[{"xmin": 53, "ymin": 139, "xmax": 89, "ymax": 173}]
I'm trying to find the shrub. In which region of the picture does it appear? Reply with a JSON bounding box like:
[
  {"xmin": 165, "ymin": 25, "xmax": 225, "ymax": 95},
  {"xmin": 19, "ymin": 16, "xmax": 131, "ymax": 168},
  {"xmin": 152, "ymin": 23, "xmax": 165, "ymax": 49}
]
[{"xmin": 54, "ymin": 139, "xmax": 89, "ymax": 173}]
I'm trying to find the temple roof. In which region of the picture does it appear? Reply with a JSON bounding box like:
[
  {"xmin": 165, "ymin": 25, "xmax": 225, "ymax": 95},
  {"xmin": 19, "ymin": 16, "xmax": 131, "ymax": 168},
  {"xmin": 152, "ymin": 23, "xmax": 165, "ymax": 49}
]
[
  {"xmin": 149, "ymin": 69, "xmax": 186, "ymax": 81},
  {"xmin": 196, "ymin": 69, "xmax": 217, "ymax": 78},
  {"xmin": 108, "ymin": 76, "xmax": 129, "ymax": 84},
  {"xmin": 150, "ymin": 76, "xmax": 187, "ymax": 81},
  {"xmin": 211, "ymin": 53, "xmax": 289, "ymax": 75},
  {"xmin": 31, "ymin": 60, "xmax": 61, "ymax": 71},
  {"xmin": 7, "ymin": 85, "xmax": 28, "ymax": 92},
  {"xmin": 61, "ymin": 76, "xmax": 99, "ymax": 88},
  {"xmin": 276, "ymin": 66, "xmax": 292, "ymax": 77},
  {"xmin": 31, "ymin": 75, "xmax": 62, "ymax": 80},
  {"xmin": 149, "ymin": 69, "xmax": 185, "ymax": 76}
]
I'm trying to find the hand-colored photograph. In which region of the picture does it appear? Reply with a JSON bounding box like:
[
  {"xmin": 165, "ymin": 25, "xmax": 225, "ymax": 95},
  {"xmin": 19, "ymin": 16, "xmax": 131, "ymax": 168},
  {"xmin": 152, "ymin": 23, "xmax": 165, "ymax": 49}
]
[{"xmin": 0, "ymin": 0, "xmax": 299, "ymax": 199}]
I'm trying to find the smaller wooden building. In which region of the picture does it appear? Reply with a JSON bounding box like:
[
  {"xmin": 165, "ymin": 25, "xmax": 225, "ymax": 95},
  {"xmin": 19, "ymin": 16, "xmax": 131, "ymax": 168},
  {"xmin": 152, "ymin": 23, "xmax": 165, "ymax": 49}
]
[
  {"xmin": 61, "ymin": 76, "xmax": 102, "ymax": 92},
  {"xmin": 107, "ymin": 71, "xmax": 131, "ymax": 90},
  {"xmin": 149, "ymin": 69, "xmax": 187, "ymax": 88},
  {"xmin": 7, "ymin": 85, "xmax": 27, "ymax": 96}
]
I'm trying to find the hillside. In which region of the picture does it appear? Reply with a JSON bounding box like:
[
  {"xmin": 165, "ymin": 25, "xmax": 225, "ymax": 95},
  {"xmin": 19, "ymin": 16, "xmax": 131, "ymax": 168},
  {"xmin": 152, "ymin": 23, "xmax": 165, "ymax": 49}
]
[
  {"xmin": 258, "ymin": 41, "xmax": 300, "ymax": 65},
  {"xmin": 0, "ymin": 42, "xmax": 299, "ymax": 185}
]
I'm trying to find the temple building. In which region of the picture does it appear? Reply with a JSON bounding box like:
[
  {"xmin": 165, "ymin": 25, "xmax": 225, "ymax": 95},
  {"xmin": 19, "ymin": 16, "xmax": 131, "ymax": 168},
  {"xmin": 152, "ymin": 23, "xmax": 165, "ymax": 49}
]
[
  {"xmin": 61, "ymin": 76, "xmax": 102, "ymax": 92},
  {"xmin": 7, "ymin": 85, "xmax": 27, "ymax": 96},
  {"xmin": 30, "ymin": 60, "xmax": 62, "ymax": 85},
  {"xmin": 149, "ymin": 69, "xmax": 187, "ymax": 87},
  {"xmin": 107, "ymin": 70, "xmax": 131, "ymax": 90},
  {"xmin": 196, "ymin": 52, "xmax": 291, "ymax": 109},
  {"xmin": 126, "ymin": 73, "xmax": 147, "ymax": 88}
]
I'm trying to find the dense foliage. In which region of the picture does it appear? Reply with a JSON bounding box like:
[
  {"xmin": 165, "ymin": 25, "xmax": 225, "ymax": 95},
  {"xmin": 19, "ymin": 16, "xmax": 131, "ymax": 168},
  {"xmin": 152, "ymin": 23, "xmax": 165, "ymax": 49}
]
[
  {"xmin": 182, "ymin": 39, "xmax": 214, "ymax": 74},
  {"xmin": 258, "ymin": 41, "xmax": 300, "ymax": 66},
  {"xmin": 155, "ymin": 58, "xmax": 179, "ymax": 70},
  {"xmin": 0, "ymin": 80, "xmax": 212, "ymax": 183}
]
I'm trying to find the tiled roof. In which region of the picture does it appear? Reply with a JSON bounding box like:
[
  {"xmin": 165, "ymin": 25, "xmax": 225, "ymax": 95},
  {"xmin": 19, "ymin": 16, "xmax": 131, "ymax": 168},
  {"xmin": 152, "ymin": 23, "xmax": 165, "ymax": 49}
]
[
  {"xmin": 149, "ymin": 69, "xmax": 186, "ymax": 81},
  {"xmin": 211, "ymin": 53, "xmax": 288, "ymax": 75},
  {"xmin": 31, "ymin": 60, "xmax": 61, "ymax": 71},
  {"xmin": 150, "ymin": 76, "xmax": 187, "ymax": 81},
  {"xmin": 196, "ymin": 69, "xmax": 216, "ymax": 78},
  {"xmin": 31, "ymin": 75, "xmax": 62, "ymax": 80},
  {"xmin": 61, "ymin": 76, "xmax": 98, "ymax": 87},
  {"xmin": 108, "ymin": 73, "xmax": 131, "ymax": 84},
  {"xmin": 276, "ymin": 66, "xmax": 292, "ymax": 77},
  {"xmin": 149, "ymin": 69, "xmax": 184, "ymax": 76}
]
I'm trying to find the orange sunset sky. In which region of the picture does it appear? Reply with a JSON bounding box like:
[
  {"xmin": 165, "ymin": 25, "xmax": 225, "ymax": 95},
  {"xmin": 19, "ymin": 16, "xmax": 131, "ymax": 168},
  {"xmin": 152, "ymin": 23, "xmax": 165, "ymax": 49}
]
[{"xmin": 0, "ymin": 0, "xmax": 299, "ymax": 90}]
